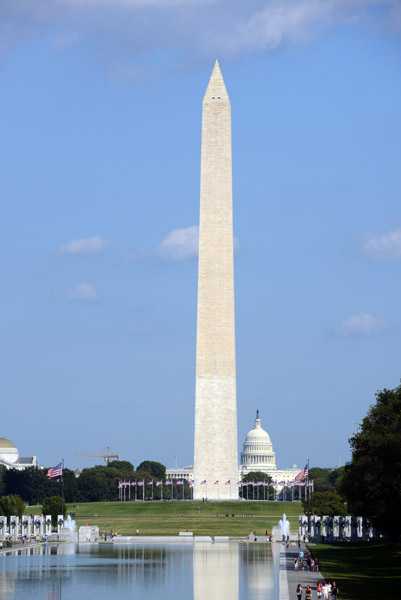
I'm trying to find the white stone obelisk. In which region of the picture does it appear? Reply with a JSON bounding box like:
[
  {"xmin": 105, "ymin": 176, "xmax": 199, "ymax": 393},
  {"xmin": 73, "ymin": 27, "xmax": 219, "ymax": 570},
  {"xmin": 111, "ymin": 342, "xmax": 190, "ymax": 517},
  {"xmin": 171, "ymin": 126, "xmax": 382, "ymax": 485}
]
[{"xmin": 193, "ymin": 61, "xmax": 238, "ymax": 501}]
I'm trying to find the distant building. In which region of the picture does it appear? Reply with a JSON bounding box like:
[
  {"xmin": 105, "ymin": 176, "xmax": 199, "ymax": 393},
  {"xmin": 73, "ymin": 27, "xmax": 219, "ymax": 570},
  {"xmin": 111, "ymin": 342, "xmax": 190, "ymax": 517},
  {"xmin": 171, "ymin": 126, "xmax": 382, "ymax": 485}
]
[
  {"xmin": 239, "ymin": 411, "xmax": 299, "ymax": 485},
  {"xmin": 165, "ymin": 465, "xmax": 194, "ymax": 482},
  {"xmin": 0, "ymin": 437, "xmax": 38, "ymax": 470}
]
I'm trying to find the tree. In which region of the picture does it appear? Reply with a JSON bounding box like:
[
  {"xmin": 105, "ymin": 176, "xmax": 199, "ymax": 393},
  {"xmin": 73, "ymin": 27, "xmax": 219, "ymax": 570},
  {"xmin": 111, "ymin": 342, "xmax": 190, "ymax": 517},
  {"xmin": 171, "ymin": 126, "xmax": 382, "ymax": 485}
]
[
  {"xmin": 107, "ymin": 460, "xmax": 135, "ymax": 472},
  {"xmin": 42, "ymin": 496, "xmax": 67, "ymax": 527},
  {"xmin": 136, "ymin": 461, "xmax": 166, "ymax": 480},
  {"xmin": 308, "ymin": 467, "xmax": 344, "ymax": 493},
  {"xmin": 4, "ymin": 467, "xmax": 50, "ymax": 504},
  {"xmin": 302, "ymin": 491, "xmax": 347, "ymax": 516},
  {"xmin": 242, "ymin": 471, "xmax": 272, "ymax": 483},
  {"xmin": 0, "ymin": 494, "xmax": 25, "ymax": 519},
  {"xmin": 339, "ymin": 383, "xmax": 401, "ymax": 540}
]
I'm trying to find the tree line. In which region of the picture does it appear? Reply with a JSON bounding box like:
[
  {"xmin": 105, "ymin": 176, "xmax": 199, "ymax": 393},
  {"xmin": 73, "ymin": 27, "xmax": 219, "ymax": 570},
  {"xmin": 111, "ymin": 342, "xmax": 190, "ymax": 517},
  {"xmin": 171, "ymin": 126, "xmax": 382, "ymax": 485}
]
[{"xmin": 0, "ymin": 460, "xmax": 171, "ymax": 505}]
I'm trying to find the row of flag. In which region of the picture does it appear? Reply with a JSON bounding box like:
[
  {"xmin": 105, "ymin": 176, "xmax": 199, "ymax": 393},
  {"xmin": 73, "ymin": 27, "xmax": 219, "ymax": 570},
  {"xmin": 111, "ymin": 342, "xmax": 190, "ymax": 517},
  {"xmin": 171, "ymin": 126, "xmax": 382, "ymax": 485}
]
[{"xmin": 118, "ymin": 463, "xmax": 309, "ymax": 488}]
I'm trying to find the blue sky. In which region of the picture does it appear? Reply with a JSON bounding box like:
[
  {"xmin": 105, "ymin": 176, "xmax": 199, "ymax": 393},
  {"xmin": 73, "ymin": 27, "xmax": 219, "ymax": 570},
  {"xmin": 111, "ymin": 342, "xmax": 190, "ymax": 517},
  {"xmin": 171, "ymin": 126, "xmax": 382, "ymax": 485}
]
[{"xmin": 1, "ymin": 0, "xmax": 401, "ymax": 473}]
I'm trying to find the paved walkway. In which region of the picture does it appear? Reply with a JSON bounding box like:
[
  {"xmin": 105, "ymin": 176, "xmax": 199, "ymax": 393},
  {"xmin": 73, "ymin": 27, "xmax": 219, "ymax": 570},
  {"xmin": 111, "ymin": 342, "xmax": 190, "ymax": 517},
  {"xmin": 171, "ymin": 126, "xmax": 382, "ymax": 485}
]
[{"xmin": 281, "ymin": 542, "xmax": 324, "ymax": 600}]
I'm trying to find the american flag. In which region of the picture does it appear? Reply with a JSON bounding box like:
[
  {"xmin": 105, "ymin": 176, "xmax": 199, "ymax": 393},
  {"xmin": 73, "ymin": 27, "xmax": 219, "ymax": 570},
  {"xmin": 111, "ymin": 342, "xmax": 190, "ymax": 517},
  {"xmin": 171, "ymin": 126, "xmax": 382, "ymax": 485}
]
[
  {"xmin": 47, "ymin": 462, "xmax": 62, "ymax": 479},
  {"xmin": 294, "ymin": 463, "xmax": 309, "ymax": 484},
  {"xmin": 137, "ymin": 481, "xmax": 144, "ymax": 486},
  {"xmin": 200, "ymin": 480, "xmax": 207, "ymax": 485},
  {"xmin": 225, "ymin": 480, "xmax": 230, "ymax": 485},
  {"xmin": 147, "ymin": 481, "xmax": 153, "ymax": 486},
  {"xmin": 131, "ymin": 481, "xmax": 136, "ymax": 486},
  {"xmin": 166, "ymin": 480, "xmax": 172, "ymax": 485},
  {"xmin": 156, "ymin": 481, "xmax": 162, "ymax": 486},
  {"xmin": 176, "ymin": 480, "xmax": 183, "ymax": 485}
]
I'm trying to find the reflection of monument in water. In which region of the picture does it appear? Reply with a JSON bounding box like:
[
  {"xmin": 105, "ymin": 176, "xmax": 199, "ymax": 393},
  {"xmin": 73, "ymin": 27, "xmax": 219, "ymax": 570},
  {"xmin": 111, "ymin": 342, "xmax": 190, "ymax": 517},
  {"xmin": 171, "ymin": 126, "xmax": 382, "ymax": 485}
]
[
  {"xmin": 193, "ymin": 61, "xmax": 238, "ymax": 501},
  {"xmin": 240, "ymin": 544, "xmax": 275, "ymax": 596},
  {"xmin": 193, "ymin": 544, "xmax": 239, "ymax": 600}
]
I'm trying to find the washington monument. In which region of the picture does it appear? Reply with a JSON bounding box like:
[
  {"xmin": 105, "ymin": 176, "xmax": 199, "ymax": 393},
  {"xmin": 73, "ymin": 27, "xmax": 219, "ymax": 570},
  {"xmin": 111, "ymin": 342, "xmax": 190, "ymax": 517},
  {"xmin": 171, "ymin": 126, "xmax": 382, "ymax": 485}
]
[{"xmin": 193, "ymin": 61, "xmax": 238, "ymax": 501}]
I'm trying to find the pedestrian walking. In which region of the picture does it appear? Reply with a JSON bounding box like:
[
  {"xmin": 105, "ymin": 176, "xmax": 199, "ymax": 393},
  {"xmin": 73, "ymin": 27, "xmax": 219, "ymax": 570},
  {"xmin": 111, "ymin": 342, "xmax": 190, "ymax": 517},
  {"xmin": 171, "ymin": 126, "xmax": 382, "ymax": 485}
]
[
  {"xmin": 316, "ymin": 581, "xmax": 322, "ymax": 599},
  {"xmin": 331, "ymin": 581, "xmax": 339, "ymax": 600},
  {"xmin": 296, "ymin": 584, "xmax": 302, "ymax": 600},
  {"xmin": 322, "ymin": 582, "xmax": 329, "ymax": 600},
  {"xmin": 305, "ymin": 585, "xmax": 312, "ymax": 600}
]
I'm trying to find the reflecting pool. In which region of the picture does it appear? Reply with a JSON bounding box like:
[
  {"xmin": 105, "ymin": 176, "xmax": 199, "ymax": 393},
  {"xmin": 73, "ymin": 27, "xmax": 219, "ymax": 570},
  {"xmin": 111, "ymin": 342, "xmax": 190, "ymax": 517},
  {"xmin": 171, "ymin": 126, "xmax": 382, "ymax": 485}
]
[{"xmin": 0, "ymin": 542, "xmax": 279, "ymax": 600}]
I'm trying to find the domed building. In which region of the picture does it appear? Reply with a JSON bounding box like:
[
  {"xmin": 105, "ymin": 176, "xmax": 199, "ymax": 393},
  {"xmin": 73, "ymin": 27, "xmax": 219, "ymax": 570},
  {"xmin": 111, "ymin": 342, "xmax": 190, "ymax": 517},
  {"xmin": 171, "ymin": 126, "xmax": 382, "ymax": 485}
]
[
  {"xmin": 240, "ymin": 410, "xmax": 277, "ymax": 472},
  {"xmin": 0, "ymin": 437, "xmax": 38, "ymax": 470},
  {"xmin": 239, "ymin": 412, "xmax": 299, "ymax": 485}
]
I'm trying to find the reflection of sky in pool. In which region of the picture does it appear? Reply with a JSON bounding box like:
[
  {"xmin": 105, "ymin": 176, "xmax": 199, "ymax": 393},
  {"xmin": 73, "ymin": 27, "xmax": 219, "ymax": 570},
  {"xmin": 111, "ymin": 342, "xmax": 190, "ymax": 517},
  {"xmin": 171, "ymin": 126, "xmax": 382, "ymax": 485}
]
[{"xmin": 0, "ymin": 542, "xmax": 279, "ymax": 600}]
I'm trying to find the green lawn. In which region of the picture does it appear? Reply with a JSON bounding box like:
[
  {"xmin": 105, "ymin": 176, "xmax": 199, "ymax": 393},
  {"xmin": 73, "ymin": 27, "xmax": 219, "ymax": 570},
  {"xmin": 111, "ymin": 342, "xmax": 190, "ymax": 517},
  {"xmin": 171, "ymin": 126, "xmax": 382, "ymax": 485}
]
[
  {"xmin": 27, "ymin": 500, "xmax": 302, "ymax": 536},
  {"xmin": 309, "ymin": 542, "xmax": 401, "ymax": 600}
]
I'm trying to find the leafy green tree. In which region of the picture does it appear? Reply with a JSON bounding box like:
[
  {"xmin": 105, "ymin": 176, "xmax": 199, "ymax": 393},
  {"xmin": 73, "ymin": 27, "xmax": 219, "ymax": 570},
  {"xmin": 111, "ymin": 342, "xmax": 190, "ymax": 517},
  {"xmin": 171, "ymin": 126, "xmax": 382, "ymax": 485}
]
[
  {"xmin": 77, "ymin": 466, "xmax": 119, "ymax": 502},
  {"xmin": 61, "ymin": 468, "xmax": 78, "ymax": 503},
  {"xmin": 339, "ymin": 383, "xmax": 401, "ymax": 540},
  {"xmin": 42, "ymin": 496, "xmax": 66, "ymax": 527},
  {"xmin": 302, "ymin": 491, "xmax": 347, "ymax": 516},
  {"xmin": 136, "ymin": 461, "xmax": 166, "ymax": 480},
  {"xmin": 4, "ymin": 467, "xmax": 50, "ymax": 504},
  {"xmin": 308, "ymin": 467, "xmax": 344, "ymax": 493},
  {"xmin": 242, "ymin": 471, "xmax": 272, "ymax": 483},
  {"xmin": 0, "ymin": 494, "xmax": 26, "ymax": 519},
  {"xmin": 107, "ymin": 460, "xmax": 135, "ymax": 472}
]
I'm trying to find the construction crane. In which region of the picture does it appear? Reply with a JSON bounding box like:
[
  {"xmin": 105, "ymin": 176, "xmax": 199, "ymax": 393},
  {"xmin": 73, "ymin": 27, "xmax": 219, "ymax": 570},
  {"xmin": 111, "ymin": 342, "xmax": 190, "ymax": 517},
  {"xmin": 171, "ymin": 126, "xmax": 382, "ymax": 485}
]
[{"xmin": 75, "ymin": 446, "xmax": 120, "ymax": 464}]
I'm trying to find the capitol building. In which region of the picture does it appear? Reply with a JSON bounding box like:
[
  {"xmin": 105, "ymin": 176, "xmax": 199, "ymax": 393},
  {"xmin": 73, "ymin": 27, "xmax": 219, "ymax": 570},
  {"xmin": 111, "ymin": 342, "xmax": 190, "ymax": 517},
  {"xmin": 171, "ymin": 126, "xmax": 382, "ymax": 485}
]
[{"xmin": 166, "ymin": 411, "xmax": 299, "ymax": 484}]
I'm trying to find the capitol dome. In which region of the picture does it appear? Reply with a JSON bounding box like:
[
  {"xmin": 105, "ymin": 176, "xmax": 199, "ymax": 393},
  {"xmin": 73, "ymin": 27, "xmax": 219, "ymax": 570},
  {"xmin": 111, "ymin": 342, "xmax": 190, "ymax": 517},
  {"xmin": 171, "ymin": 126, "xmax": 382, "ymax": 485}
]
[
  {"xmin": 240, "ymin": 411, "xmax": 276, "ymax": 472},
  {"xmin": 0, "ymin": 437, "xmax": 19, "ymax": 465}
]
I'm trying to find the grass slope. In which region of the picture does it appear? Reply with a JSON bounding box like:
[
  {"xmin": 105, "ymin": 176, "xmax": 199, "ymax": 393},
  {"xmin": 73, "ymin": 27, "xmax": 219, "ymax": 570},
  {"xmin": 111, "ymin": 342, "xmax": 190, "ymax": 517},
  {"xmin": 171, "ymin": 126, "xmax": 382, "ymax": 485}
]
[
  {"xmin": 310, "ymin": 542, "xmax": 401, "ymax": 600},
  {"xmin": 27, "ymin": 500, "xmax": 302, "ymax": 536}
]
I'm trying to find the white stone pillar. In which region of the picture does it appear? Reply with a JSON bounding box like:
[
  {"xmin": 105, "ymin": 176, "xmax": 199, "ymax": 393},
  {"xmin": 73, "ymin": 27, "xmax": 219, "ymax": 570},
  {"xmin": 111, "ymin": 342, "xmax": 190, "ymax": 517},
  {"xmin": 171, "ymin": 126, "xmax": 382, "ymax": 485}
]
[
  {"xmin": 21, "ymin": 517, "xmax": 29, "ymax": 538},
  {"xmin": 33, "ymin": 517, "xmax": 41, "ymax": 539},
  {"xmin": 356, "ymin": 516, "xmax": 363, "ymax": 539},
  {"xmin": 333, "ymin": 516, "xmax": 340, "ymax": 539},
  {"xmin": 310, "ymin": 515, "xmax": 316, "ymax": 539},
  {"xmin": 57, "ymin": 515, "xmax": 64, "ymax": 534},
  {"xmin": 315, "ymin": 516, "xmax": 321, "ymax": 540},
  {"xmin": 10, "ymin": 516, "xmax": 19, "ymax": 541},
  {"xmin": 322, "ymin": 516, "xmax": 329, "ymax": 538},
  {"xmin": 341, "ymin": 516, "xmax": 349, "ymax": 539},
  {"xmin": 39, "ymin": 515, "xmax": 44, "ymax": 537},
  {"xmin": 0, "ymin": 516, "xmax": 7, "ymax": 541},
  {"xmin": 45, "ymin": 516, "xmax": 52, "ymax": 536}
]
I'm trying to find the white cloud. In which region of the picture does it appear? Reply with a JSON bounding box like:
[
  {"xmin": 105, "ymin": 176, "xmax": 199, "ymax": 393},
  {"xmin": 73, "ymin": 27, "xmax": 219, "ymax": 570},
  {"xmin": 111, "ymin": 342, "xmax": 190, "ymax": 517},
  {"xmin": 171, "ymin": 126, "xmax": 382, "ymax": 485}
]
[
  {"xmin": 336, "ymin": 312, "xmax": 388, "ymax": 336},
  {"xmin": 157, "ymin": 225, "xmax": 199, "ymax": 260},
  {"xmin": 58, "ymin": 235, "xmax": 111, "ymax": 255},
  {"xmin": 363, "ymin": 228, "xmax": 401, "ymax": 260},
  {"xmin": 0, "ymin": 1, "xmax": 397, "ymax": 69},
  {"xmin": 65, "ymin": 282, "xmax": 99, "ymax": 301}
]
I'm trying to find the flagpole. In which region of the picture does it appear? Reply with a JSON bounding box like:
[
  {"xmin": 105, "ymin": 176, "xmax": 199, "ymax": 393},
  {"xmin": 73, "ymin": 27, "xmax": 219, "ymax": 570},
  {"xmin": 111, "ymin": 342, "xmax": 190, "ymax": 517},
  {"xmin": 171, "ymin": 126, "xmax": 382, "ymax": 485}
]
[
  {"xmin": 307, "ymin": 458, "xmax": 310, "ymax": 535},
  {"xmin": 61, "ymin": 458, "xmax": 65, "ymax": 518}
]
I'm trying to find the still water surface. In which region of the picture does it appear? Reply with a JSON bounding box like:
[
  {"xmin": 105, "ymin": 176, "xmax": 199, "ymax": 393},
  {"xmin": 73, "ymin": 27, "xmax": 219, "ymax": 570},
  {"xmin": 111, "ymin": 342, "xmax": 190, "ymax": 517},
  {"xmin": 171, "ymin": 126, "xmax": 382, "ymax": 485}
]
[{"xmin": 0, "ymin": 542, "xmax": 279, "ymax": 600}]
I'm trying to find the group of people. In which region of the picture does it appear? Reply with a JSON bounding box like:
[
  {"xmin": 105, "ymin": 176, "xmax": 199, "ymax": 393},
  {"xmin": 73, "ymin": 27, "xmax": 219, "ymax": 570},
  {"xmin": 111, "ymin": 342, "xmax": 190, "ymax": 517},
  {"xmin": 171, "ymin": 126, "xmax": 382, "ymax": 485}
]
[
  {"xmin": 102, "ymin": 530, "xmax": 116, "ymax": 541},
  {"xmin": 297, "ymin": 581, "xmax": 339, "ymax": 599},
  {"xmin": 294, "ymin": 550, "xmax": 319, "ymax": 571}
]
